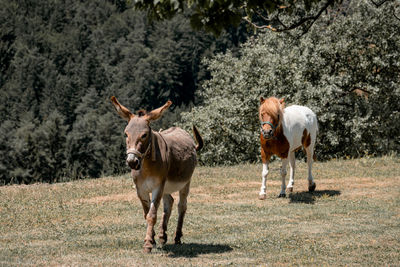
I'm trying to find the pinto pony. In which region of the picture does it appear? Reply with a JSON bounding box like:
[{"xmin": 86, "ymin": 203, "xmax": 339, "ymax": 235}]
[
  {"xmin": 110, "ymin": 96, "xmax": 203, "ymax": 253},
  {"xmin": 258, "ymin": 97, "xmax": 318, "ymax": 199}
]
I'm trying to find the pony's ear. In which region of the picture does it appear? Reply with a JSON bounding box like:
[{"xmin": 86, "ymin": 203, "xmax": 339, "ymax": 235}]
[
  {"xmin": 279, "ymin": 98, "xmax": 285, "ymax": 108},
  {"xmin": 110, "ymin": 96, "xmax": 134, "ymax": 121},
  {"xmin": 144, "ymin": 100, "xmax": 172, "ymax": 122},
  {"xmin": 260, "ymin": 96, "xmax": 265, "ymax": 104}
]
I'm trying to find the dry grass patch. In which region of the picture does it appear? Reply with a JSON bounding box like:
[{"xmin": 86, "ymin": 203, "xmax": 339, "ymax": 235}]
[{"xmin": 0, "ymin": 156, "xmax": 399, "ymax": 266}]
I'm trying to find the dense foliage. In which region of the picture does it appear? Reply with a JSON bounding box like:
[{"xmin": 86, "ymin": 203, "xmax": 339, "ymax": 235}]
[
  {"xmin": 133, "ymin": 0, "xmax": 339, "ymax": 35},
  {"xmin": 181, "ymin": 0, "xmax": 400, "ymax": 165},
  {"xmin": 0, "ymin": 0, "xmax": 247, "ymax": 184},
  {"xmin": 1, "ymin": 0, "xmax": 398, "ymax": 184}
]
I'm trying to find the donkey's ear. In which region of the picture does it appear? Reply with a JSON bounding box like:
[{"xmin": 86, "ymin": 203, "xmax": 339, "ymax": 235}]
[
  {"xmin": 260, "ymin": 96, "xmax": 265, "ymax": 104},
  {"xmin": 144, "ymin": 100, "xmax": 172, "ymax": 122},
  {"xmin": 110, "ymin": 96, "xmax": 134, "ymax": 121}
]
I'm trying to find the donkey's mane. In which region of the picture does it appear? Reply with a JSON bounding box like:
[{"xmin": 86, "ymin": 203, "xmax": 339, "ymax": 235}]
[{"xmin": 137, "ymin": 109, "xmax": 147, "ymax": 117}]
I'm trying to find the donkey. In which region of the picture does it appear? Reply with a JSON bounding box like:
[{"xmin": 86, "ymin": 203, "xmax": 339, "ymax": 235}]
[
  {"xmin": 258, "ymin": 97, "xmax": 318, "ymax": 199},
  {"xmin": 110, "ymin": 96, "xmax": 203, "ymax": 253}
]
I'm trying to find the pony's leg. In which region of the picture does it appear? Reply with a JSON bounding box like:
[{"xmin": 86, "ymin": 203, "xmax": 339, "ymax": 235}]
[
  {"xmin": 286, "ymin": 152, "xmax": 296, "ymax": 193},
  {"xmin": 259, "ymin": 150, "xmax": 271, "ymax": 200},
  {"xmin": 305, "ymin": 146, "xmax": 316, "ymax": 192},
  {"xmin": 259, "ymin": 162, "xmax": 269, "ymax": 200},
  {"xmin": 174, "ymin": 182, "xmax": 190, "ymax": 245},
  {"xmin": 279, "ymin": 158, "xmax": 289, "ymax": 197},
  {"xmin": 158, "ymin": 194, "xmax": 174, "ymax": 245}
]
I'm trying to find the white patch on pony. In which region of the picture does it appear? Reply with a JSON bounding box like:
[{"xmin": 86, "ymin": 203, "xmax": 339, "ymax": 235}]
[{"xmin": 281, "ymin": 105, "xmax": 318, "ymax": 151}]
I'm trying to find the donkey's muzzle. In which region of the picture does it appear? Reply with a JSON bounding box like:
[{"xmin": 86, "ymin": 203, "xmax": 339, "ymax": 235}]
[{"xmin": 127, "ymin": 154, "xmax": 141, "ymax": 170}]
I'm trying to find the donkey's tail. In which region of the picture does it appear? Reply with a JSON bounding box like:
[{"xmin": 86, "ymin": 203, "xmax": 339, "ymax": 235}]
[{"xmin": 192, "ymin": 125, "xmax": 204, "ymax": 151}]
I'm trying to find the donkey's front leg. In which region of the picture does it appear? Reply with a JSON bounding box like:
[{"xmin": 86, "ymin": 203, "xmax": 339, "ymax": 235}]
[{"xmin": 144, "ymin": 184, "xmax": 164, "ymax": 253}]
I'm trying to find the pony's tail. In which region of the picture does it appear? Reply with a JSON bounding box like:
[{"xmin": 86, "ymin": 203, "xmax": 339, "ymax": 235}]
[
  {"xmin": 192, "ymin": 125, "xmax": 203, "ymax": 151},
  {"xmin": 313, "ymin": 124, "xmax": 319, "ymax": 162}
]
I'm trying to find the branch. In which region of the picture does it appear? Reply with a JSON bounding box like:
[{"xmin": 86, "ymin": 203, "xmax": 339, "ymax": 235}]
[
  {"xmin": 370, "ymin": 0, "xmax": 390, "ymax": 7},
  {"xmin": 393, "ymin": 3, "xmax": 400, "ymax": 21},
  {"xmin": 242, "ymin": 0, "xmax": 334, "ymax": 33},
  {"xmin": 242, "ymin": 17, "xmax": 277, "ymax": 31}
]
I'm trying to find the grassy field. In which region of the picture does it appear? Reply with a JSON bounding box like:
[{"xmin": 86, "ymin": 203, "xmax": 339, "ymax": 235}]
[{"xmin": 1, "ymin": 156, "xmax": 399, "ymax": 266}]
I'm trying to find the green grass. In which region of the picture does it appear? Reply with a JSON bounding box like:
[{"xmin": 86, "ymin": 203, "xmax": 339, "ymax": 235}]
[{"xmin": 1, "ymin": 156, "xmax": 399, "ymax": 266}]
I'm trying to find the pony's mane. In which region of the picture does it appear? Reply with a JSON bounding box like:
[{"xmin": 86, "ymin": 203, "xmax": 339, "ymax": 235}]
[{"xmin": 259, "ymin": 97, "xmax": 285, "ymax": 122}]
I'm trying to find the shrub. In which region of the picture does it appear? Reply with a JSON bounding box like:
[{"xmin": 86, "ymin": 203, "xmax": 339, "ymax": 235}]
[{"xmin": 180, "ymin": 0, "xmax": 400, "ymax": 165}]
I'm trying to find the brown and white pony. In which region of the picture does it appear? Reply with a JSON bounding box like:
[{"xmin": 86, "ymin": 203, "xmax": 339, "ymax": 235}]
[
  {"xmin": 258, "ymin": 97, "xmax": 318, "ymax": 199},
  {"xmin": 110, "ymin": 96, "xmax": 203, "ymax": 253}
]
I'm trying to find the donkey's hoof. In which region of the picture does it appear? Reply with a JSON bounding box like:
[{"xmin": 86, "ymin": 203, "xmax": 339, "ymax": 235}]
[
  {"xmin": 258, "ymin": 193, "xmax": 267, "ymax": 200},
  {"xmin": 278, "ymin": 193, "xmax": 286, "ymax": 198},
  {"xmin": 143, "ymin": 244, "xmax": 153, "ymax": 253},
  {"xmin": 143, "ymin": 239, "xmax": 156, "ymax": 253},
  {"xmin": 143, "ymin": 246, "xmax": 152, "ymax": 253},
  {"xmin": 159, "ymin": 235, "xmax": 167, "ymax": 246},
  {"xmin": 308, "ymin": 182, "xmax": 316, "ymax": 192},
  {"xmin": 287, "ymin": 187, "xmax": 293, "ymax": 193}
]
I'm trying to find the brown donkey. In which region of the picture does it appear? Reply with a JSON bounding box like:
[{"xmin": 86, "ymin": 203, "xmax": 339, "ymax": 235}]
[{"xmin": 110, "ymin": 96, "xmax": 203, "ymax": 253}]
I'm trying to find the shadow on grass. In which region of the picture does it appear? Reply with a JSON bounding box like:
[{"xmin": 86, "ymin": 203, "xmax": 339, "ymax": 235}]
[
  {"xmin": 289, "ymin": 190, "xmax": 341, "ymax": 204},
  {"xmin": 161, "ymin": 243, "xmax": 233, "ymax": 258}
]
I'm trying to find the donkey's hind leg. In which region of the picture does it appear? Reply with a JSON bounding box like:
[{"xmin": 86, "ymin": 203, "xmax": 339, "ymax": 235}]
[
  {"xmin": 159, "ymin": 194, "xmax": 174, "ymax": 245},
  {"xmin": 305, "ymin": 146, "xmax": 316, "ymax": 192},
  {"xmin": 174, "ymin": 182, "xmax": 190, "ymax": 244}
]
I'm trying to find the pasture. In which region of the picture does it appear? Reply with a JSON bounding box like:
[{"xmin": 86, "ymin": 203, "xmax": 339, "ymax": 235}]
[{"xmin": 1, "ymin": 156, "xmax": 399, "ymax": 266}]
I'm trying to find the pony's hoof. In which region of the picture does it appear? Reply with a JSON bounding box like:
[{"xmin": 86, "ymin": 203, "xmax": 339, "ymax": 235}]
[
  {"xmin": 287, "ymin": 187, "xmax": 293, "ymax": 193},
  {"xmin": 278, "ymin": 193, "xmax": 286, "ymax": 198},
  {"xmin": 174, "ymin": 239, "xmax": 182, "ymax": 245},
  {"xmin": 259, "ymin": 194, "xmax": 267, "ymax": 200},
  {"xmin": 308, "ymin": 182, "xmax": 316, "ymax": 192}
]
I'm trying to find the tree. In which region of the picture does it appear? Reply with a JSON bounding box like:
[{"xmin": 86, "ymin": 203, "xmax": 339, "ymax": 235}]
[
  {"xmin": 0, "ymin": 0, "xmax": 249, "ymax": 183},
  {"xmin": 133, "ymin": 0, "xmax": 341, "ymax": 35},
  {"xmin": 32, "ymin": 110, "xmax": 68, "ymax": 182}
]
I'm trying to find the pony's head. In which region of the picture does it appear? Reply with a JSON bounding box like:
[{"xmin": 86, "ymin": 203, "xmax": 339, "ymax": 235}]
[{"xmin": 259, "ymin": 96, "xmax": 285, "ymax": 140}]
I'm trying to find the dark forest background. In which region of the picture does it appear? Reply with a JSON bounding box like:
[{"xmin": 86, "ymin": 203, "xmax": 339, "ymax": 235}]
[
  {"xmin": 1, "ymin": 0, "xmax": 399, "ymax": 185},
  {"xmin": 0, "ymin": 0, "xmax": 248, "ymax": 184}
]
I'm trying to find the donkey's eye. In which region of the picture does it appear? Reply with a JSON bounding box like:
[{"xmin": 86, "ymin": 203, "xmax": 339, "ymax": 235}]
[{"xmin": 141, "ymin": 133, "xmax": 147, "ymax": 139}]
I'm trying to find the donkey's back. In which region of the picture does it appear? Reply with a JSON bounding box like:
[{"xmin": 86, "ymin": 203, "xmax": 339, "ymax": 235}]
[{"xmin": 160, "ymin": 127, "xmax": 198, "ymax": 183}]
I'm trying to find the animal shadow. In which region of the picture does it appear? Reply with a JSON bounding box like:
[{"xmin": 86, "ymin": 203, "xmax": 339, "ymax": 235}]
[
  {"xmin": 161, "ymin": 242, "xmax": 233, "ymax": 258},
  {"xmin": 289, "ymin": 190, "xmax": 341, "ymax": 204}
]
